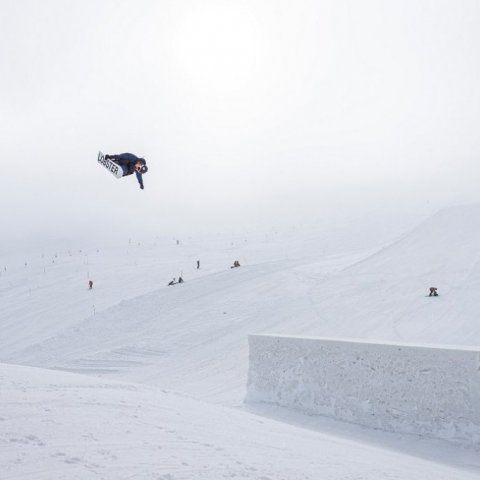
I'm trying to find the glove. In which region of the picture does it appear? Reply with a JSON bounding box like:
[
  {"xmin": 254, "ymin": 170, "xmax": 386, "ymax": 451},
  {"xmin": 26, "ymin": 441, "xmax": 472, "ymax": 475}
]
[{"xmin": 140, "ymin": 185, "xmax": 144, "ymax": 190}]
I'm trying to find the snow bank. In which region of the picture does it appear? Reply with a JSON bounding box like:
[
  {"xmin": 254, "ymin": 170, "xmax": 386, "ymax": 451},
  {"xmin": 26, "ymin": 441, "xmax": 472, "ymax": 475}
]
[
  {"xmin": 246, "ymin": 334, "xmax": 480, "ymax": 445},
  {"xmin": 3, "ymin": 363, "xmax": 478, "ymax": 480}
]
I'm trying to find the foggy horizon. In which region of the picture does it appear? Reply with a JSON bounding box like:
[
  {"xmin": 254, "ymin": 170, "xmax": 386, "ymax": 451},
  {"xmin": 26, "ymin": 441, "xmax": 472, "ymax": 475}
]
[{"xmin": 2, "ymin": 0, "xmax": 480, "ymax": 250}]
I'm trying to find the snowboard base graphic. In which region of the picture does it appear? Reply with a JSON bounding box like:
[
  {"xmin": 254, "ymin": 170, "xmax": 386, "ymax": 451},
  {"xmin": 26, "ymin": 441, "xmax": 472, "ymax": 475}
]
[{"xmin": 98, "ymin": 151, "xmax": 124, "ymax": 179}]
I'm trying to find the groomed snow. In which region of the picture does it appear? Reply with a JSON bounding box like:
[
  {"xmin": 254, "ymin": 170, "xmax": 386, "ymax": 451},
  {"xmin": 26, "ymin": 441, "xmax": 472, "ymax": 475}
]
[
  {"xmin": 2, "ymin": 363, "xmax": 480, "ymax": 480},
  {"xmin": 2, "ymin": 205, "xmax": 480, "ymax": 478}
]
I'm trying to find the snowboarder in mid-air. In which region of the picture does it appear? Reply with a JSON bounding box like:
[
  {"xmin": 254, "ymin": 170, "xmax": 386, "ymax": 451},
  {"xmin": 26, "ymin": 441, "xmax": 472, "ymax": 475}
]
[{"xmin": 104, "ymin": 153, "xmax": 148, "ymax": 190}]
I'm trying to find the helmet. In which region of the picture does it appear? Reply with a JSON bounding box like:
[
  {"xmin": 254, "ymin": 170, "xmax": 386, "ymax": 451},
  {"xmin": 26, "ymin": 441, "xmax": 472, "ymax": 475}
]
[{"xmin": 140, "ymin": 165, "xmax": 148, "ymax": 174}]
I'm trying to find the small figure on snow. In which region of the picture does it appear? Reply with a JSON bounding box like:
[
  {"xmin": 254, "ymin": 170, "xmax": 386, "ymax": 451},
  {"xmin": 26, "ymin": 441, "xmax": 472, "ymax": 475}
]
[
  {"xmin": 178, "ymin": 276, "xmax": 184, "ymax": 284},
  {"xmin": 230, "ymin": 260, "xmax": 241, "ymax": 269},
  {"xmin": 197, "ymin": 260, "xmax": 200, "ymax": 269},
  {"xmin": 428, "ymin": 287, "xmax": 438, "ymax": 297},
  {"xmin": 88, "ymin": 280, "xmax": 93, "ymax": 290},
  {"xmin": 168, "ymin": 278, "xmax": 176, "ymax": 286},
  {"xmin": 104, "ymin": 153, "xmax": 148, "ymax": 190}
]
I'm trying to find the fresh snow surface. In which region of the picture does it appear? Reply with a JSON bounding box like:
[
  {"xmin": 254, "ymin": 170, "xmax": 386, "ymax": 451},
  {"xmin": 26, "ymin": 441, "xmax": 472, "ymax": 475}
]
[
  {"xmin": 2, "ymin": 205, "xmax": 480, "ymax": 478},
  {"xmin": 2, "ymin": 363, "xmax": 479, "ymax": 480}
]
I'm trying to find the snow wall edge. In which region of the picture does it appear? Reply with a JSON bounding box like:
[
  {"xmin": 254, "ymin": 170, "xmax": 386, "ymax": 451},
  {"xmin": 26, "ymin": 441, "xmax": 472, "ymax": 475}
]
[{"xmin": 245, "ymin": 334, "xmax": 480, "ymax": 445}]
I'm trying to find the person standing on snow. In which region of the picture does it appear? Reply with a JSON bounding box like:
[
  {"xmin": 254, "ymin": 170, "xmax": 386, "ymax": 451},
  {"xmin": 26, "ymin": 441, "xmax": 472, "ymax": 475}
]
[{"xmin": 104, "ymin": 153, "xmax": 148, "ymax": 190}]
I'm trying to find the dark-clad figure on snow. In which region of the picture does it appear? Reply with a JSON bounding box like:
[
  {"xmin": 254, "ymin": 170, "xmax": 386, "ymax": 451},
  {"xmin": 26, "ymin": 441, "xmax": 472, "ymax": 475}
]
[{"xmin": 105, "ymin": 153, "xmax": 148, "ymax": 190}]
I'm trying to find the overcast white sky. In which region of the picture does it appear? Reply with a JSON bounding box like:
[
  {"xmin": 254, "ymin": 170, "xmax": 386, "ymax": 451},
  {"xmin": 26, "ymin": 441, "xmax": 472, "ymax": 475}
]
[{"xmin": 1, "ymin": 0, "xmax": 480, "ymax": 247}]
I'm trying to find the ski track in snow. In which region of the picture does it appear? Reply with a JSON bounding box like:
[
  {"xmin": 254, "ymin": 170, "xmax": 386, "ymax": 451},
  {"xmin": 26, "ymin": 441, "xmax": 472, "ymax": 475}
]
[{"xmin": 2, "ymin": 207, "xmax": 480, "ymax": 478}]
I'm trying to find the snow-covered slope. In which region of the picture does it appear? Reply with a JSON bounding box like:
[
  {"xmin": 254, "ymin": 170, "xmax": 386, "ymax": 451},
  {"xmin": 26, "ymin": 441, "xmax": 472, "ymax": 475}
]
[
  {"xmin": 4, "ymin": 205, "xmax": 480, "ymax": 404},
  {"xmin": 2, "ymin": 205, "xmax": 480, "ymax": 478},
  {"xmin": 1, "ymin": 233, "xmax": 370, "ymax": 403},
  {"xmin": 0, "ymin": 230, "xmax": 367, "ymax": 358},
  {"xmin": 4, "ymin": 363, "xmax": 479, "ymax": 480},
  {"xmin": 300, "ymin": 204, "xmax": 480, "ymax": 344}
]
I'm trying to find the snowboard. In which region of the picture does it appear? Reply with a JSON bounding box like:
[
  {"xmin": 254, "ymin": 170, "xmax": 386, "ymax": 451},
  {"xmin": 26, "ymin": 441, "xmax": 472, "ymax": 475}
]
[{"xmin": 98, "ymin": 151, "xmax": 123, "ymax": 179}]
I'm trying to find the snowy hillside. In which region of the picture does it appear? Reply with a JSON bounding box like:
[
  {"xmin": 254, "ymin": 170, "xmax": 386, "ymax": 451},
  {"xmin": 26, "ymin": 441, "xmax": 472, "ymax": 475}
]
[
  {"xmin": 4, "ymin": 363, "xmax": 480, "ymax": 480},
  {"xmin": 4, "ymin": 205, "xmax": 480, "ymax": 401},
  {"xmin": 2, "ymin": 205, "xmax": 480, "ymax": 478},
  {"xmin": 299, "ymin": 204, "xmax": 480, "ymax": 344}
]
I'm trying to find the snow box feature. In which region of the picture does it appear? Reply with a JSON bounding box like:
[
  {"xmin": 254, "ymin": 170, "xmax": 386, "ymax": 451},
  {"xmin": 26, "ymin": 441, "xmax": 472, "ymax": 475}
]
[{"xmin": 246, "ymin": 334, "xmax": 480, "ymax": 445}]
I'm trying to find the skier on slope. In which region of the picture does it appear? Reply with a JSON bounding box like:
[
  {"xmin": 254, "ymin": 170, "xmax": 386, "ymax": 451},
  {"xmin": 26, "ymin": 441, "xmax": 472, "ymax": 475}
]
[{"xmin": 104, "ymin": 153, "xmax": 148, "ymax": 190}]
